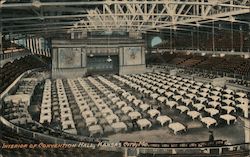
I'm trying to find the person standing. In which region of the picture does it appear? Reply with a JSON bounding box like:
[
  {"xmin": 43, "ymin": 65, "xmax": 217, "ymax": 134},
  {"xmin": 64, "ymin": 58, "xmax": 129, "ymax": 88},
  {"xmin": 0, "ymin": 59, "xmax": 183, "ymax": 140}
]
[{"xmin": 209, "ymin": 130, "xmax": 214, "ymax": 142}]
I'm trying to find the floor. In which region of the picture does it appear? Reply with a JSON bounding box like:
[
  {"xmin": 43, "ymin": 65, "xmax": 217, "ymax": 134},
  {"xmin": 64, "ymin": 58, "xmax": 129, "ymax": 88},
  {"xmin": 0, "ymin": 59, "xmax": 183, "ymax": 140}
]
[
  {"xmin": 107, "ymin": 75, "xmax": 247, "ymax": 145},
  {"xmin": 108, "ymin": 118, "xmax": 246, "ymax": 144}
]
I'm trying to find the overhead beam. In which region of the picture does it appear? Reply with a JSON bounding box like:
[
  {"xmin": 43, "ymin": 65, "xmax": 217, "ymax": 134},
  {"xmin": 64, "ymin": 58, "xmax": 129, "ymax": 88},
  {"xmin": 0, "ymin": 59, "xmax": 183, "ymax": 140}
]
[
  {"xmin": 1, "ymin": 1, "xmax": 250, "ymax": 8},
  {"xmin": 1, "ymin": 14, "xmax": 88, "ymax": 22}
]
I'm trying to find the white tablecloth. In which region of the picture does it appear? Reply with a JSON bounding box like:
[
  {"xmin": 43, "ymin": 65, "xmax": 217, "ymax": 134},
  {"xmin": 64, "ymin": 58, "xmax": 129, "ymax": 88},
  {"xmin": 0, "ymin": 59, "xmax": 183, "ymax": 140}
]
[
  {"xmin": 210, "ymin": 91, "xmax": 221, "ymax": 96},
  {"xmin": 82, "ymin": 110, "xmax": 94, "ymax": 119},
  {"xmin": 187, "ymin": 111, "xmax": 201, "ymax": 120},
  {"xmin": 85, "ymin": 117, "xmax": 97, "ymax": 127},
  {"xmin": 162, "ymin": 85, "xmax": 170, "ymax": 90},
  {"xmin": 128, "ymin": 111, "xmax": 142, "ymax": 120},
  {"xmin": 133, "ymin": 99, "xmax": 143, "ymax": 106},
  {"xmin": 186, "ymin": 94, "xmax": 196, "ymax": 99},
  {"xmin": 147, "ymin": 109, "xmax": 160, "ymax": 118},
  {"xmin": 165, "ymin": 92, "xmax": 174, "ymax": 98},
  {"xmin": 106, "ymin": 114, "xmax": 119, "ymax": 124},
  {"xmin": 176, "ymin": 105, "xmax": 190, "ymax": 113},
  {"xmin": 150, "ymin": 93, "xmax": 160, "ymax": 99},
  {"xmin": 88, "ymin": 125, "xmax": 103, "ymax": 135},
  {"xmin": 189, "ymin": 89, "xmax": 198, "ymax": 94},
  {"xmin": 156, "ymin": 115, "xmax": 172, "ymax": 126},
  {"xmin": 143, "ymin": 90, "xmax": 153, "ymax": 95},
  {"xmin": 222, "ymin": 99, "xmax": 235, "ymax": 106},
  {"xmin": 182, "ymin": 99, "xmax": 193, "ymax": 106},
  {"xmin": 224, "ymin": 89, "xmax": 234, "ymax": 94},
  {"xmin": 116, "ymin": 101, "xmax": 127, "ymax": 108},
  {"xmin": 157, "ymin": 96, "xmax": 167, "ymax": 103},
  {"xmin": 220, "ymin": 114, "xmax": 236, "ymax": 125},
  {"xmin": 199, "ymin": 92, "xmax": 209, "ymax": 97},
  {"xmin": 166, "ymin": 101, "xmax": 178, "ymax": 109},
  {"xmin": 173, "ymin": 95, "xmax": 183, "ymax": 101},
  {"xmin": 157, "ymin": 89, "xmax": 165, "ymax": 95},
  {"xmin": 168, "ymin": 122, "xmax": 186, "ymax": 134},
  {"xmin": 201, "ymin": 117, "xmax": 217, "ymax": 128},
  {"xmin": 204, "ymin": 108, "xmax": 219, "ymax": 117},
  {"xmin": 192, "ymin": 103, "xmax": 205, "ymax": 111},
  {"xmin": 196, "ymin": 97, "xmax": 207, "ymax": 104},
  {"xmin": 221, "ymin": 106, "xmax": 236, "ymax": 114},
  {"xmin": 235, "ymin": 92, "xmax": 247, "ymax": 98},
  {"xmin": 111, "ymin": 97, "xmax": 120, "ymax": 104},
  {"xmin": 121, "ymin": 106, "xmax": 134, "ymax": 114},
  {"xmin": 137, "ymin": 119, "xmax": 152, "ymax": 130},
  {"xmin": 139, "ymin": 103, "xmax": 150, "ymax": 111},
  {"xmin": 122, "ymin": 92, "xmax": 131, "ymax": 98},
  {"xmin": 209, "ymin": 95, "xmax": 221, "ymax": 101},
  {"xmin": 208, "ymin": 101, "xmax": 221, "ymax": 108},
  {"xmin": 127, "ymin": 95, "xmax": 136, "ymax": 102},
  {"xmin": 111, "ymin": 122, "xmax": 127, "ymax": 132},
  {"xmin": 100, "ymin": 108, "xmax": 113, "ymax": 116},
  {"xmin": 108, "ymin": 93, "xmax": 116, "ymax": 99},
  {"xmin": 214, "ymin": 87, "xmax": 223, "ymax": 92},
  {"xmin": 178, "ymin": 90, "xmax": 186, "ymax": 96},
  {"xmin": 40, "ymin": 112, "xmax": 52, "ymax": 123}
]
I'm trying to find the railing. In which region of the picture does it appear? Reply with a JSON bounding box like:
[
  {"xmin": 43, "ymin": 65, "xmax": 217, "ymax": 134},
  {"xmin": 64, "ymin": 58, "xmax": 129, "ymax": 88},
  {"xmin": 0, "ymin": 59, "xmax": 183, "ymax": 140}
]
[
  {"xmin": 1, "ymin": 114, "xmax": 249, "ymax": 156},
  {"xmin": 0, "ymin": 49, "xmax": 31, "ymax": 60},
  {"xmin": 136, "ymin": 143, "xmax": 250, "ymax": 156},
  {"xmin": 149, "ymin": 63, "xmax": 250, "ymax": 80},
  {"xmin": 150, "ymin": 49, "xmax": 250, "ymax": 56},
  {"xmin": 0, "ymin": 116, "xmax": 75, "ymax": 144}
]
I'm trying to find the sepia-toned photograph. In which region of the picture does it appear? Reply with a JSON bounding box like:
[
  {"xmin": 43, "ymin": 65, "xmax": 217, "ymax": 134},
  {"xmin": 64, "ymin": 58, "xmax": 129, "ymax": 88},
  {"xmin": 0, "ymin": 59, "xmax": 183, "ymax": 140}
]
[{"xmin": 0, "ymin": 0, "xmax": 250, "ymax": 157}]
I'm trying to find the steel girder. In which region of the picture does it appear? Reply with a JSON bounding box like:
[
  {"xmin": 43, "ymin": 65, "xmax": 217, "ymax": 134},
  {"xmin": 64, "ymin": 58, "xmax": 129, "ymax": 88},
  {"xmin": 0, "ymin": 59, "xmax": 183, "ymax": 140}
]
[{"xmin": 1, "ymin": 0, "xmax": 250, "ymax": 34}]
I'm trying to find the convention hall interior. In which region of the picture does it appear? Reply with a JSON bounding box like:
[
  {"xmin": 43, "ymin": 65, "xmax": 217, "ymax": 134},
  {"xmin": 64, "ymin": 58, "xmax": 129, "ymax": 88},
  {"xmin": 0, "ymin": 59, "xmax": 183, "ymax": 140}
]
[{"xmin": 0, "ymin": 0, "xmax": 250, "ymax": 157}]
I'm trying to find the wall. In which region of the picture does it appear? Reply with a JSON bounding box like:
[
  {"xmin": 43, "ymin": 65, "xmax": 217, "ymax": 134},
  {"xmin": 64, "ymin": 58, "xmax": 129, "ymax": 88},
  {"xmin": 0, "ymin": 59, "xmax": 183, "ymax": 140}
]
[
  {"xmin": 52, "ymin": 47, "xmax": 87, "ymax": 78},
  {"xmin": 119, "ymin": 65, "xmax": 146, "ymax": 75},
  {"xmin": 119, "ymin": 46, "xmax": 146, "ymax": 75},
  {"xmin": 52, "ymin": 38, "xmax": 146, "ymax": 77}
]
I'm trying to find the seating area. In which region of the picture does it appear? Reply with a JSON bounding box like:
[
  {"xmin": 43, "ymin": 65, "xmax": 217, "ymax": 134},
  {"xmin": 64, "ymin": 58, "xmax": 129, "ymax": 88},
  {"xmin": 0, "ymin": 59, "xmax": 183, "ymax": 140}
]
[
  {"xmin": 179, "ymin": 56, "xmax": 205, "ymax": 67},
  {"xmin": 1, "ymin": 69, "xmax": 249, "ymax": 156},
  {"xmin": 2, "ymin": 3, "xmax": 250, "ymax": 156},
  {"xmin": 1, "ymin": 148, "xmax": 123, "ymax": 157},
  {"xmin": 0, "ymin": 125, "xmax": 123, "ymax": 157},
  {"xmin": 3, "ymin": 77, "xmax": 39, "ymax": 125},
  {"xmin": 138, "ymin": 149, "xmax": 250, "ymax": 157},
  {"xmin": 154, "ymin": 30, "xmax": 250, "ymax": 52},
  {"xmin": 228, "ymin": 79, "xmax": 250, "ymax": 88},
  {"xmin": 1, "ymin": 72, "xmax": 67, "ymax": 139},
  {"xmin": 147, "ymin": 53, "xmax": 250, "ymax": 77},
  {"xmin": 0, "ymin": 55, "xmax": 51, "ymax": 94},
  {"xmin": 26, "ymin": 72, "xmax": 247, "ymax": 137},
  {"xmin": 114, "ymin": 72, "xmax": 248, "ymax": 128}
]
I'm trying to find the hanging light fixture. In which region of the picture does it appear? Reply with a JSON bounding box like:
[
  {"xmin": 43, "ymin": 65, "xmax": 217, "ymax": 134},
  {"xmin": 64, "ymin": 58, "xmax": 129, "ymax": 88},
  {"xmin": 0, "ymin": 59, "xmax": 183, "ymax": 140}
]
[
  {"xmin": 212, "ymin": 21, "xmax": 215, "ymax": 52},
  {"xmin": 230, "ymin": 16, "xmax": 235, "ymax": 52},
  {"xmin": 107, "ymin": 55, "xmax": 112, "ymax": 62},
  {"xmin": 197, "ymin": 22, "xmax": 200, "ymax": 51},
  {"xmin": 106, "ymin": 30, "xmax": 112, "ymax": 62},
  {"xmin": 170, "ymin": 26, "xmax": 173, "ymax": 54}
]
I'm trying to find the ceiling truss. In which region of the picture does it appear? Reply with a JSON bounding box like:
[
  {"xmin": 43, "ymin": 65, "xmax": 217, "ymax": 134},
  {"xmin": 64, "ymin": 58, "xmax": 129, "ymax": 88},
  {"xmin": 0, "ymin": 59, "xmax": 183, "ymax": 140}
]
[{"xmin": 1, "ymin": 0, "xmax": 250, "ymax": 36}]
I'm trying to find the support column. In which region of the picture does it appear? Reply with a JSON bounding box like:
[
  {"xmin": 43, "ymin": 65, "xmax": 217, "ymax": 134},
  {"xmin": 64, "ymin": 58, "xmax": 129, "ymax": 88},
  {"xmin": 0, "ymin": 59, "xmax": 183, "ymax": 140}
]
[
  {"xmin": 0, "ymin": 31, "xmax": 2, "ymax": 55},
  {"xmin": 243, "ymin": 118, "xmax": 250, "ymax": 150},
  {"xmin": 0, "ymin": 6, "xmax": 3, "ymax": 55}
]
